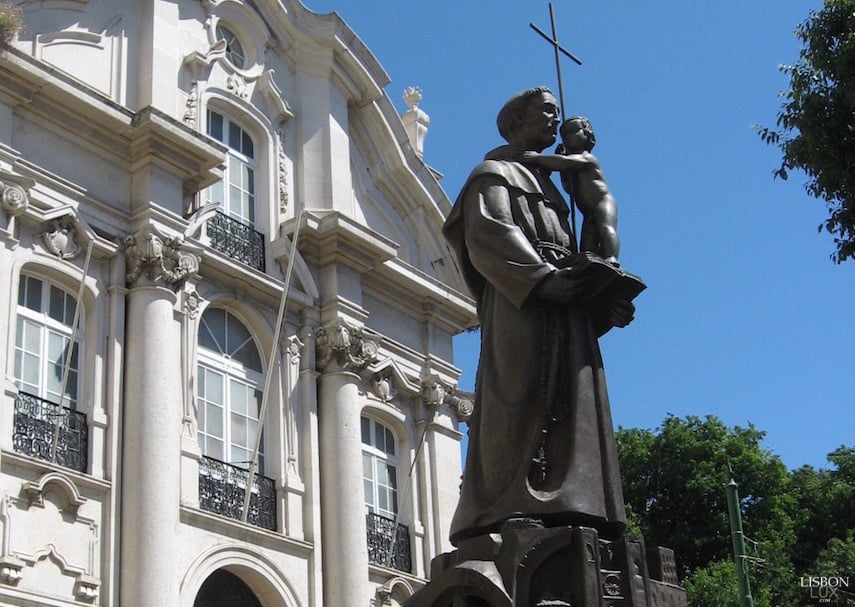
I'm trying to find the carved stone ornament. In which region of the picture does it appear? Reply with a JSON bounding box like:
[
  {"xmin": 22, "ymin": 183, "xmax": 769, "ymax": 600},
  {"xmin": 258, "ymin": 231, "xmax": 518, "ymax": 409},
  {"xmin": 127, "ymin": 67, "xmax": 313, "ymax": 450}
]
[
  {"xmin": 42, "ymin": 215, "xmax": 82, "ymax": 259},
  {"xmin": 283, "ymin": 334, "xmax": 304, "ymax": 361},
  {"xmin": 451, "ymin": 395, "xmax": 474, "ymax": 420},
  {"xmin": 124, "ymin": 229, "xmax": 199, "ymax": 287},
  {"xmin": 421, "ymin": 377, "xmax": 447, "ymax": 408},
  {"xmin": 316, "ymin": 321, "xmax": 379, "ymax": 372},
  {"xmin": 0, "ymin": 181, "xmax": 28, "ymax": 216},
  {"xmin": 183, "ymin": 81, "xmax": 199, "ymax": 128},
  {"xmin": 182, "ymin": 289, "xmax": 201, "ymax": 318},
  {"xmin": 227, "ymin": 73, "xmax": 249, "ymax": 99},
  {"xmin": 277, "ymin": 130, "xmax": 289, "ymax": 213},
  {"xmin": 372, "ymin": 372, "xmax": 397, "ymax": 403},
  {"xmin": 0, "ymin": 557, "xmax": 23, "ymax": 586}
]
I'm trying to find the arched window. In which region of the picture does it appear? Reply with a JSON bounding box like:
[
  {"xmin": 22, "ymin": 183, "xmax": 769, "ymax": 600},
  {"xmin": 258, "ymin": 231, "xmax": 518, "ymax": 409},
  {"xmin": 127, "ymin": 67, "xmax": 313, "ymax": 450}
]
[
  {"xmin": 14, "ymin": 275, "xmax": 80, "ymax": 407},
  {"xmin": 361, "ymin": 416, "xmax": 398, "ymax": 519},
  {"xmin": 206, "ymin": 109, "xmax": 256, "ymax": 227},
  {"xmin": 197, "ymin": 307, "xmax": 264, "ymax": 472}
]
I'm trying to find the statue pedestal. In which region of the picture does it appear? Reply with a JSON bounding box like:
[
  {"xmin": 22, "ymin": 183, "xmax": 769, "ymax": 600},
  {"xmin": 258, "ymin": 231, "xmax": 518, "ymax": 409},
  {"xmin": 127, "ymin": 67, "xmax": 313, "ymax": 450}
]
[{"xmin": 405, "ymin": 522, "xmax": 686, "ymax": 607}]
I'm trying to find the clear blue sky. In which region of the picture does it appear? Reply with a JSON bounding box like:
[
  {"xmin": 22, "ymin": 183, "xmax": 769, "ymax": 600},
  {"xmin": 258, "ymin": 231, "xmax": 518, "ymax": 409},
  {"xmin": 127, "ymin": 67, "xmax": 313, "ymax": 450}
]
[{"xmin": 305, "ymin": 1, "xmax": 852, "ymax": 471}]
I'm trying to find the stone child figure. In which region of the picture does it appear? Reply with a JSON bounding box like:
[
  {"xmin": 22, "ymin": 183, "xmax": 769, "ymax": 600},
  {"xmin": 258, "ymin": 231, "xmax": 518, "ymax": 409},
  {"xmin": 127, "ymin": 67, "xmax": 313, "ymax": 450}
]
[
  {"xmin": 523, "ymin": 116, "xmax": 619, "ymax": 264},
  {"xmin": 443, "ymin": 87, "xmax": 634, "ymax": 546}
]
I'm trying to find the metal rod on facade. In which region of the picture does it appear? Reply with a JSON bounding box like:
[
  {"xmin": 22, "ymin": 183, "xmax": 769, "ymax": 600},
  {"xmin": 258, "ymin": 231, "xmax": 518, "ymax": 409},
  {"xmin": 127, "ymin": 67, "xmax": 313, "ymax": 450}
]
[
  {"xmin": 242, "ymin": 209, "xmax": 306, "ymax": 523},
  {"xmin": 726, "ymin": 474, "xmax": 755, "ymax": 607},
  {"xmin": 50, "ymin": 239, "xmax": 94, "ymax": 461}
]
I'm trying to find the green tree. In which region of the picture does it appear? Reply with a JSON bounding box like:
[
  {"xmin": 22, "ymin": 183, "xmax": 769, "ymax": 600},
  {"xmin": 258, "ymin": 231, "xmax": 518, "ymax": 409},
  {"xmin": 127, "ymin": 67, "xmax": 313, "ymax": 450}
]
[
  {"xmin": 757, "ymin": 0, "xmax": 855, "ymax": 263},
  {"xmin": 787, "ymin": 446, "xmax": 855, "ymax": 572},
  {"xmin": 616, "ymin": 415, "xmax": 792, "ymax": 577}
]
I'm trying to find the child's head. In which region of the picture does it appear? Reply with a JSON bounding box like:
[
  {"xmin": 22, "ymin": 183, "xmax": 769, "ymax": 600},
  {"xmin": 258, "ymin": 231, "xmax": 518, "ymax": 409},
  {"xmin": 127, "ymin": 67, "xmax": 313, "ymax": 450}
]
[{"xmin": 560, "ymin": 116, "xmax": 596, "ymax": 152}]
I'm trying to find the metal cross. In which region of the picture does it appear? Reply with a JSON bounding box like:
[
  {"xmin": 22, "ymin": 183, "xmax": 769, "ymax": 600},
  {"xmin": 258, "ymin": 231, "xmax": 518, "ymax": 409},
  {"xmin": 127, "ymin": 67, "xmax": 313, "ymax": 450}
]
[
  {"xmin": 530, "ymin": 3, "xmax": 584, "ymax": 244},
  {"xmin": 530, "ymin": 3, "xmax": 583, "ymax": 123}
]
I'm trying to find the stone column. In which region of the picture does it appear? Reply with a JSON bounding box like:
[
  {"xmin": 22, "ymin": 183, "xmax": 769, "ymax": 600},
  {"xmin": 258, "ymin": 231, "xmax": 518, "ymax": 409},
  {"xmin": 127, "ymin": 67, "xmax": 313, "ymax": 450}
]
[
  {"xmin": 316, "ymin": 320, "xmax": 379, "ymax": 607},
  {"xmin": 119, "ymin": 228, "xmax": 198, "ymax": 606}
]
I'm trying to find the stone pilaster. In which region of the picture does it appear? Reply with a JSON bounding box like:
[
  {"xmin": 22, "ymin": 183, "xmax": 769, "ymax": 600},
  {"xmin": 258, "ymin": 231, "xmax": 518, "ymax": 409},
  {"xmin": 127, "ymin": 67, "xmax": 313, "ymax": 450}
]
[
  {"xmin": 119, "ymin": 227, "xmax": 198, "ymax": 606},
  {"xmin": 316, "ymin": 320, "xmax": 378, "ymax": 607}
]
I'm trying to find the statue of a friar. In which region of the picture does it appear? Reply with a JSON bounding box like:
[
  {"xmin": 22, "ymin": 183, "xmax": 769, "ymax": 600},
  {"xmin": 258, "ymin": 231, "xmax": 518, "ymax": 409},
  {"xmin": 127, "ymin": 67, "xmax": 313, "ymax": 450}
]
[{"xmin": 443, "ymin": 86, "xmax": 641, "ymax": 546}]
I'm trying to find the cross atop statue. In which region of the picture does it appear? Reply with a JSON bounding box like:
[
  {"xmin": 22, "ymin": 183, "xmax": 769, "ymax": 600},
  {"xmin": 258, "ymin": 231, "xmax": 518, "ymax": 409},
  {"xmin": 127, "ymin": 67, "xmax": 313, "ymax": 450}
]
[{"xmin": 529, "ymin": 2, "xmax": 583, "ymax": 120}]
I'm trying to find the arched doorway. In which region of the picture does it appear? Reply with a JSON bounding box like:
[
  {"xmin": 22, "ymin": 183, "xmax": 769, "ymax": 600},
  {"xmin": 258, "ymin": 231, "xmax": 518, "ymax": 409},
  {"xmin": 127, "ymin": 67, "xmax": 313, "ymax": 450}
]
[{"xmin": 194, "ymin": 569, "xmax": 263, "ymax": 607}]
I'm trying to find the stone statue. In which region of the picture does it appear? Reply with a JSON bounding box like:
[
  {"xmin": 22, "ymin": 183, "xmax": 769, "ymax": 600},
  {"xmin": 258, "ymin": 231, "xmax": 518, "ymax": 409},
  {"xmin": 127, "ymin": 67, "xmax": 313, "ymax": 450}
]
[{"xmin": 442, "ymin": 86, "xmax": 635, "ymax": 546}]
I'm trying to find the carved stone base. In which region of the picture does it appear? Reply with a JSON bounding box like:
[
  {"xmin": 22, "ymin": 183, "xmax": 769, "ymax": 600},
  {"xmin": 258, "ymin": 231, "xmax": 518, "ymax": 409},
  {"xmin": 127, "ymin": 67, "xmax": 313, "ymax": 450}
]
[{"xmin": 405, "ymin": 523, "xmax": 687, "ymax": 607}]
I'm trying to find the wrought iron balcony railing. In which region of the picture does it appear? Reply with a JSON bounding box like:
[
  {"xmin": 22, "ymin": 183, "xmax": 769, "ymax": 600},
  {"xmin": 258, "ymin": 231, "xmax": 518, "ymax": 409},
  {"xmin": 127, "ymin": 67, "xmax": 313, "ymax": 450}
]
[
  {"xmin": 198, "ymin": 456, "xmax": 276, "ymax": 531},
  {"xmin": 207, "ymin": 211, "xmax": 266, "ymax": 272},
  {"xmin": 13, "ymin": 392, "xmax": 88, "ymax": 473},
  {"xmin": 366, "ymin": 511, "xmax": 412, "ymax": 573}
]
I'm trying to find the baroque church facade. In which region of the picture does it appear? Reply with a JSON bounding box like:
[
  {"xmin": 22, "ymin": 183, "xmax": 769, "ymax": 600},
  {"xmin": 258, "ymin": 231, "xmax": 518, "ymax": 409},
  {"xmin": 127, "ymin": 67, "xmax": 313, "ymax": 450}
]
[{"xmin": 0, "ymin": 1, "xmax": 476, "ymax": 605}]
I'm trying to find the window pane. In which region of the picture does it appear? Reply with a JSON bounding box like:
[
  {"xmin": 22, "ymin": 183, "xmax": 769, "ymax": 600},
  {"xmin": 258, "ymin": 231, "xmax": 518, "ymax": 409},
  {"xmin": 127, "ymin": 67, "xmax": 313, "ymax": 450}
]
[
  {"xmin": 231, "ymin": 412, "xmax": 248, "ymax": 447},
  {"xmin": 225, "ymin": 316, "xmax": 251, "ymax": 356},
  {"xmin": 22, "ymin": 276, "xmax": 43, "ymax": 312},
  {"xmin": 207, "ymin": 181, "xmax": 224, "ymax": 206},
  {"xmin": 363, "ymin": 453, "xmax": 373, "ymax": 479},
  {"xmin": 206, "ymin": 437, "xmax": 224, "ymax": 461},
  {"xmin": 361, "ymin": 417, "xmax": 371, "ymax": 445},
  {"xmin": 229, "ymin": 121, "xmax": 242, "ymax": 151},
  {"xmin": 376, "ymin": 460, "xmax": 388, "ymax": 485},
  {"xmin": 200, "ymin": 309, "xmax": 226, "ymax": 354},
  {"xmin": 204, "ymin": 369, "xmax": 224, "ymax": 404},
  {"xmin": 364, "ymin": 480, "xmax": 374, "ymax": 507},
  {"xmin": 242, "ymin": 131, "xmax": 253, "ymax": 158},
  {"xmin": 208, "ymin": 110, "xmax": 224, "ymax": 142},
  {"xmin": 230, "ymin": 380, "xmax": 248, "ymax": 415},
  {"xmin": 385, "ymin": 427, "xmax": 396, "ymax": 455},
  {"xmin": 49, "ymin": 286, "xmax": 65, "ymax": 323},
  {"xmin": 206, "ymin": 403, "xmax": 224, "ymax": 437},
  {"xmin": 231, "ymin": 445, "xmax": 249, "ymax": 467},
  {"xmin": 375, "ymin": 422, "xmax": 386, "ymax": 452},
  {"xmin": 23, "ymin": 353, "xmax": 40, "ymax": 387},
  {"xmin": 22, "ymin": 320, "xmax": 41, "ymax": 354}
]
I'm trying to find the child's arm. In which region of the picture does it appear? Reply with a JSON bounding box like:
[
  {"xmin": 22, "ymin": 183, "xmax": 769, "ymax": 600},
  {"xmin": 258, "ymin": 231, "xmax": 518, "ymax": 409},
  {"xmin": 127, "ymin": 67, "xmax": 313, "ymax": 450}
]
[{"xmin": 521, "ymin": 150, "xmax": 599, "ymax": 171}]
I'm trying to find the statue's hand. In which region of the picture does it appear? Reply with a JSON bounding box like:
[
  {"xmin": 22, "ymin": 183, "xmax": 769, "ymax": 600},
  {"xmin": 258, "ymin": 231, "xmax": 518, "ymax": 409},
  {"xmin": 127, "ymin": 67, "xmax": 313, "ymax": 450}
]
[{"xmin": 607, "ymin": 298, "xmax": 635, "ymax": 328}]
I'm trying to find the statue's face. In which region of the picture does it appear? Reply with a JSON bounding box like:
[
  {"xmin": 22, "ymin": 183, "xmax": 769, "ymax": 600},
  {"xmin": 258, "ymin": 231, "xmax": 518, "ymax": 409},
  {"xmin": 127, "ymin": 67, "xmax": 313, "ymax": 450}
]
[
  {"xmin": 561, "ymin": 120, "xmax": 590, "ymax": 152},
  {"xmin": 518, "ymin": 92, "xmax": 560, "ymax": 152}
]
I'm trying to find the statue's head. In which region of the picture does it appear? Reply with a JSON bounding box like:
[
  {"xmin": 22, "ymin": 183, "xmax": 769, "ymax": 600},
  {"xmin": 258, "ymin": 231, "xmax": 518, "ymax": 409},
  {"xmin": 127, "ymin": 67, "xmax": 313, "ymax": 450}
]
[
  {"xmin": 497, "ymin": 87, "xmax": 560, "ymax": 151},
  {"xmin": 561, "ymin": 116, "xmax": 596, "ymax": 152}
]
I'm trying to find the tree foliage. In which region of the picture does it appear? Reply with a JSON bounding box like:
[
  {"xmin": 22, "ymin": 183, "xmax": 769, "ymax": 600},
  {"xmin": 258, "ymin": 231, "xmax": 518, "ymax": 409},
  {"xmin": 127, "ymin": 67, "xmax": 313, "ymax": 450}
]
[
  {"xmin": 0, "ymin": 2, "xmax": 22, "ymax": 45},
  {"xmin": 617, "ymin": 415, "xmax": 855, "ymax": 606},
  {"xmin": 757, "ymin": 0, "xmax": 855, "ymax": 263}
]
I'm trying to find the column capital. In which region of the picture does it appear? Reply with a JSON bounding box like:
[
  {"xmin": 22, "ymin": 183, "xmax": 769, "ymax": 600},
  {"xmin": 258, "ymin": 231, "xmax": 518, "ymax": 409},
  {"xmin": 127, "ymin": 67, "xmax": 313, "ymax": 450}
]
[
  {"xmin": 315, "ymin": 319, "xmax": 379, "ymax": 373},
  {"xmin": 124, "ymin": 227, "xmax": 199, "ymax": 288}
]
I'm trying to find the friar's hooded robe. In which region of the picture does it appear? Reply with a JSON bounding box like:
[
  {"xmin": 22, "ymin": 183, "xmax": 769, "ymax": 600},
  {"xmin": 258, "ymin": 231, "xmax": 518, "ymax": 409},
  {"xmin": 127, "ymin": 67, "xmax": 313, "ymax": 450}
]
[{"xmin": 443, "ymin": 148, "xmax": 626, "ymax": 545}]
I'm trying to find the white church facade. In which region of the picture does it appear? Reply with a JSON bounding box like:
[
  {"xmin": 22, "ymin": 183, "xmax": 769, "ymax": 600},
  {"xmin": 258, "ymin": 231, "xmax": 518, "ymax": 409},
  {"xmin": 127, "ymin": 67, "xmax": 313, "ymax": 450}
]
[{"xmin": 0, "ymin": 1, "xmax": 476, "ymax": 605}]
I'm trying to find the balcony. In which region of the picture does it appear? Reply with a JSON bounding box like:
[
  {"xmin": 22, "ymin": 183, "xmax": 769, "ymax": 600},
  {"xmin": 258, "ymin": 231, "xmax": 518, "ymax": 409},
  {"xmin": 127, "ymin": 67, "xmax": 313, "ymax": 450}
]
[
  {"xmin": 198, "ymin": 456, "xmax": 276, "ymax": 531},
  {"xmin": 207, "ymin": 211, "xmax": 265, "ymax": 272},
  {"xmin": 12, "ymin": 392, "xmax": 88, "ymax": 473},
  {"xmin": 366, "ymin": 512, "xmax": 411, "ymax": 573}
]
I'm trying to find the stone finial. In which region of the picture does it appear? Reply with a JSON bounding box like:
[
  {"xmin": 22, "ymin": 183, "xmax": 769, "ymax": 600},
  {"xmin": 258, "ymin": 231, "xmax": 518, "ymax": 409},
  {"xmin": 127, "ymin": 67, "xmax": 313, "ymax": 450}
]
[
  {"xmin": 400, "ymin": 86, "xmax": 430, "ymax": 159},
  {"xmin": 403, "ymin": 86, "xmax": 422, "ymax": 109}
]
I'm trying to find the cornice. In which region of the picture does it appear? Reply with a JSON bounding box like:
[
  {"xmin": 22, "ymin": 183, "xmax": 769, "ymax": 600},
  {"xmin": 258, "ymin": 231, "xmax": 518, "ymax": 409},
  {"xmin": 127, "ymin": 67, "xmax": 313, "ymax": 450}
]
[
  {"xmin": 0, "ymin": 47, "xmax": 225, "ymax": 192},
  {"xmin": 294, "ymin": 210, "xmax": 397, "ymax": 272}
]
